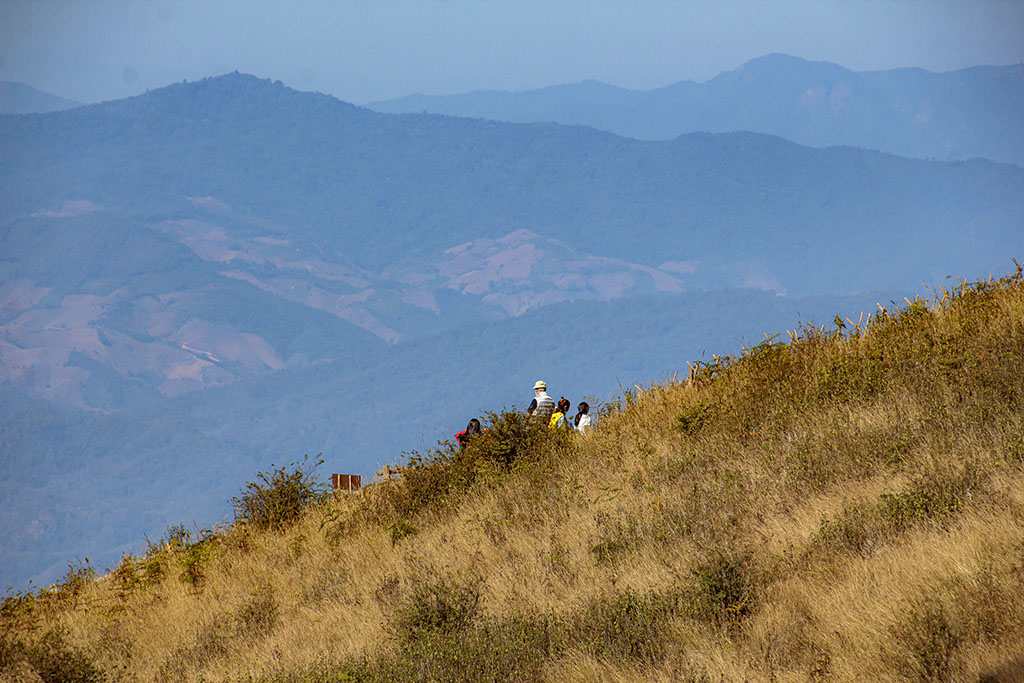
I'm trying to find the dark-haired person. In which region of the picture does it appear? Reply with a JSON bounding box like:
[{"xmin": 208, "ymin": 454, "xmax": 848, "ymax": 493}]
[
  {"xmin": 455, "ymin": 418, "xmax": 484, "ymax": 449},
  {"xmin": 551, "ymin": 397, "xmax": 572, "ymax": 430},
  {"xmin": 574, "ymin": 402, "xmax": 592, "ymax": 432},
  {"xmin": 526, "ymin": 380, "xmax": 555, "ymax": 420}
]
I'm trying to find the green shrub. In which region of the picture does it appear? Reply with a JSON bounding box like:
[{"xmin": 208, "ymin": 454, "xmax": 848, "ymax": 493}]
[
  {"xmin": 153, "ymin": 523, "xmax": 192, "ymax": 550},
  {"xmin": 56, "ymin": 560, "xmax": 95, "ymax": 598},
  {"xmin": 0, "ymin": 590, "xmax": 37, "ymax": 632},
  {"xmin": 387, "ymin": 520, "xmax": 417, "ymax": 547},
  {"xmin": 238, "ymin": 588, "xmax": 279, "ymax": 638},
  {"xmin": 689, "ymin": 553, "xmax": 755, "ymax": 625},
  {"xmin": 177, "ymin": 528, "xmax": 219, "ymax": 588},
  {"xmin": 326, "ymin": 614, "xmax": 554, "ymax": 683},
  {"xmin": 815, "ymin": 506, "xmax": 874, "ymax": 556},
  {"xmin": 158, "ymin": 619, "xmax": 230, "ymax": 681},
  {"xmin": 1, "ymin": 561, "xmax": 96, "ymax": 633},
  {"xmin": 810, "ymin": 466, "xmax": 980, "ymax": 560},
  {"xmin": 253, "ymin": 586, "xmax": 707, "ymax": 681},
  {"xmin": 233, "ymin": 454, "xmax": 328, "ymax": 531},
  {"xmin": 1004, "ymin": 426, "xmax": 1024, "ymax": 466},
  {"xmin": 677, "ymin": 401, "xmax": 714, "ymax": 436},
  {"xmin": 572, "ymin": 589, "xmax": 673, "ymax": 663},
  {"xmin": 389, "ymin": 574, "xmax": 482, "ymax": 645},
  {"xmin": 589, "ymin": 537, "xmax": 629, "ymax": 566},
  {"xmin": 115, "ymin": 525, "xmax": 200, "ymax": 594},
  {"xmin": 0, "ymin": 628, "xmax": 107, "ymax": 683},
  {"xmin": 880, "ymin": 466, "xmax": 976, "ymax": 530},
  {"xmin": 159, "ymin": 590, "xmax": 278, "ymax": 679},
  {"xmin": 892, "ymin": 599, "xmax": 960, "ymax": 683},
  {"xmin": 112, "ymin": 554, "xmax": 154, "ymax": 594},
  {"xmin": 367, "ymin": 411, "xmax": 566, "ymax": 525},
  {"xmin": 589, "ymin": 518, "xmax": 639, "ymax": 566},
  {"xmin": 470, "ymin": 409, "xmax": 558, "ymax": 467}
]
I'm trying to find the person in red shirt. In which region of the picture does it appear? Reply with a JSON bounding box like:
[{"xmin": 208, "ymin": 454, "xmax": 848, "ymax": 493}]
[{"xmin": 455, "ymin": 418, "xmax": 483, "ymax": 449}]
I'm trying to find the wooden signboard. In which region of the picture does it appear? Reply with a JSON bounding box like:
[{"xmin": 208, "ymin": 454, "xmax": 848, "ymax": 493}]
[{"xmin": 331, "ymin": 473, "xmax": 361, "ymax": 492}]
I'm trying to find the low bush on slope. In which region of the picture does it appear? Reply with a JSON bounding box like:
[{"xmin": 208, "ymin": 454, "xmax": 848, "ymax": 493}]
[{"xmin": 3, "ymin": 267, "xmax": 1024, "ymax": 682}]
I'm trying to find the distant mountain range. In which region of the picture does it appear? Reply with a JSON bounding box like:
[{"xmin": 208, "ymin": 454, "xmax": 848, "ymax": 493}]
[
  {"xmin": 368, "ymin": 53, "xmax": 1024, "ymax": 167},
  {"xmin": 0, "ymin": 81, "xmax": 81, "ymax": 114},
  {"xmin": 4, "ymin": 73, "xmax": 1019, "ymax": 293},
  {"xmin": 1, "ymin": 72, "xmax": 1021, "ymax": 591}
]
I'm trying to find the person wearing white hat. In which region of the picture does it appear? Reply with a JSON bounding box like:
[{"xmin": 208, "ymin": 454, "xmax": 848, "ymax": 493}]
[{"xmin": 527, "ymin": 380, "xmax": 555, "ymax": 420}]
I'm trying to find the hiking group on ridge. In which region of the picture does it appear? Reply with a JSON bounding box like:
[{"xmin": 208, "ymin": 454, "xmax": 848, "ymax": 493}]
[
  {"xmin": 525, "ymin": 380, "xmax": 591, "ymax": 432},
  {"xmin": 456, "ymin": 379, "xmax": 592, "ymax": 449}
]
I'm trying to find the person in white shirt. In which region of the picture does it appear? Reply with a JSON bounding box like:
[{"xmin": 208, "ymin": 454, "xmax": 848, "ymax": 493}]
[{"xmin": 574, "ymin": 401, "xmax": 593, "ymax": 432}]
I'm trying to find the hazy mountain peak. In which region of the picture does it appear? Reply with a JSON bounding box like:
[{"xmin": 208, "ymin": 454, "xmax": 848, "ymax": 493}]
[
  {"xmin": 80, "ymin": 70, "xmax": 364, "ymax": 120},
  {"xmin": 738, "ymin": 52, "xmax": 816, "ymax": 69},
  {"xmin": 726, "ymin": 52, "xmax": 854, "ymax": 81},
  {"xmin": 0, "ymin": 81, "xmax": 82, "ymax": 114},
  {"xmin": 560, "ymin": 79, "xmax": 631, "ymax": 93}
]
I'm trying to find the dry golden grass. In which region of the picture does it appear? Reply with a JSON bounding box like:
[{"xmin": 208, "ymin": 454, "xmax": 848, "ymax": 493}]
[{"xmin": 3, "ymin": 269, "xmax": 1024, "ymax": 682}]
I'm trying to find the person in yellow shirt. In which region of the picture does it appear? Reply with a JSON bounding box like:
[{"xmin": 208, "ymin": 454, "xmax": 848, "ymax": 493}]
[{"xmin": 549, "ymin": 397, "xmax": 571, "ymax": 430}]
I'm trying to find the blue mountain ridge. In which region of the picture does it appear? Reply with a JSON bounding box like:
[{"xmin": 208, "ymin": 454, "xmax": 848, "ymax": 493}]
[{"xmin": 367, "ymin": 53, "xmax": 1024, "ymax": 167}]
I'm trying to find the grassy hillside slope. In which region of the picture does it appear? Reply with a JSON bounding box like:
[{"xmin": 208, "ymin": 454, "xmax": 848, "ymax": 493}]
[{"xmin": 3, "ymin": 269, "xmax": 1024, "ymax": 682}]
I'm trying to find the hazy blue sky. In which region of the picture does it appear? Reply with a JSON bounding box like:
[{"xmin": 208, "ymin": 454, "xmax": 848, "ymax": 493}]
[{"xmin": 2, "ymin": 0, "xmax": 1022, "ymax": 105}]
